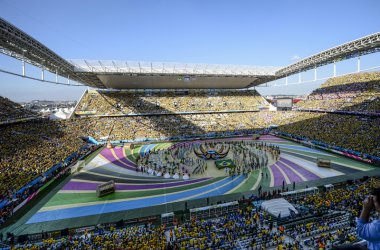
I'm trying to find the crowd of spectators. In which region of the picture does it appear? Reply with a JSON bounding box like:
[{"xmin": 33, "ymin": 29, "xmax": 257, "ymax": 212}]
[
  {"xmin": 0, "ymin": 119, "xmax": 100, "ymax": 226},
  {"xmin": 0, "ymin": 120, "xmax": 95, "ymax": 195},
  {"xmin": 71, "ymin": 111, "xmax": 379, "ymax": 158},
  {"xmin": 276, "ymin": 112, "xmax": 380, "ymax": 158},
  {"xmin": 75, "ymin": 89, "xmax": 266, "ymax": 116},
  {"xmin": 76, "ymin": 112, "xmax": 266, "ymax": 141},
  {"xmin": 8, "ymin": 177, "xmax": 380, "ymax": 249},
  {"xmin": 8, "ymin": 223, "xmax": 167, "ymax": 250},
  {"xmin": 0, "ymin": 143, "xmax": 100, "ymax": 226},
  {"xmin": 285, "ymin": 177, "xmax": 380, "ymax": 249},
  {"xmin": 292, "ymin": 177, "xmax": 380, "ymax": 217},
  {"xmin": 295, "ymin": 71, "xmax": 380, "ymax": 113},
  {"xmin": 170, "ymin": 205, "xmax": 288, "ymax": 249},
  {"xmin": 285, "ymin": 213, "xmax": 357, "ymax": 249},
  {"xmin": 72, "ymin": 111, "xmax": 311, "ymax": 142},
  {"xmin": 74, "ymin": 71, "xmax": 380, "ymax": 117},
  {"xmin": 0, "ymin": 71, "xmax": 379, "ymax": 233},
  {"xmin": 8, "ymin": 202, "xmax": 291, "ymax": 249},
  {"xmin": 2, "ymin": 111, "xmax": 375, "ymax": 190},
  {"xmin": 0, "ymin": 97, "xmax": 37, "ymax": 123}
]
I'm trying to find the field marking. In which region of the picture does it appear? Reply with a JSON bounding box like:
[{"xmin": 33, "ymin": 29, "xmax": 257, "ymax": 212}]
[
  {"xmin": 251, "ymin": 169, "xmax": 262, "ymax": 191},
  {"xmin": 273, "ymin": 163, "xmax": 291, "ymax": 185}
]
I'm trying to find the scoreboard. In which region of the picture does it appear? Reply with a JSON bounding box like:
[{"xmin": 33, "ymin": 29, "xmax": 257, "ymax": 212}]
[{"xmin": 275, "ymin": 98, "xmax": 293, "ymax": 108}]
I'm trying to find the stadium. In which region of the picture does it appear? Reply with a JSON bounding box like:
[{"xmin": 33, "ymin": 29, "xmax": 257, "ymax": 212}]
[{"xmin": 1, "ymin": 2, "xmax": 380, "ymax": 249}]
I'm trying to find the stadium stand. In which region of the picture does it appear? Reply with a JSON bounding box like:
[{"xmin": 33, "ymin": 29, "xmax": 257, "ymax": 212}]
[
  {"xmin": 0, "ymin": 108, "xmax": 379, "ymax": 228},
  {"xmin": 8, "ymin": 177, "xmax": 380, "ymax": 249},
  {"xmin": 69, "ymin": 111, "xmax": 380, "ymax": 158},
  {"xmin": 295, "ymin": 71, "xmax": 380, "ymax": 113},
  {"xmin": 74, "ymin": 89, "xmax": 266, "ymax": 116},
  {"xmin": 1, "ymin": 72, "xmax": 380, "ymax": 248},
  {"xmin": 69, "ymin": 72, "xmax": 380, "ymax": 159},
  {"xmin": 78, "ymin": 113, "xmax": 265, "ymax": 141},
  {"xmin": 0, "ymin": 96, "xmax": 37, "ymax": 124},
  {"xmin": 276, "ymin": 112, "xmax": 380, "ymax": 158},
  {"xmin": 0, "ymin": 120, "xmax": 88, "ymax": 193},
  {"xmin": 0, "ymin": 120, "xmax": 100, "ymax": 226},
  {"xmin": 1, "ymin": 12, "xmax": 380, "ymax": 249}
]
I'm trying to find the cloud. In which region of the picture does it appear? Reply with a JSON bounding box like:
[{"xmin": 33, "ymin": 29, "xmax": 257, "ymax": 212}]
[{"xmin": 291, "ymin": 55, "xmax": 301, "ymax": 61}]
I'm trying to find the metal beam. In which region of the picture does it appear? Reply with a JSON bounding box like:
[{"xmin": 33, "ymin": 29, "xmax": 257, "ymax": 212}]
[
  {"xmin": 276, "ymin": 32, "xmax": 380, "ymax": 77},
  {"xmin": 1, "ymin": 17, "xmax": 379, "ymax": 89},
  {"xmin": 0, "ymin": 17, "xmax": 105, "ymax": 88}
]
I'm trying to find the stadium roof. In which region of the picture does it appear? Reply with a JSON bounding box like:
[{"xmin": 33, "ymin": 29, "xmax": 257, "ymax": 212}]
[
  {"xmin": 0, "ymin": 17, "xmax": 279, "ymax": 89},
  {"xmin": 68, "ymin": 60, "xmax": 280, "ymax": 89},
  {"xmin": 1, "ymin": 17, "xmax": 380, "ymax": 89},
  {"xmin": 0, "ymin": 18, "xmax": 105, "ymax": 88}
]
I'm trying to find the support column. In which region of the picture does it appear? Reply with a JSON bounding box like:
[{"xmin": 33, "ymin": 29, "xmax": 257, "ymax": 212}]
[
  {"xmin": 298, "ymin": 72, "xmax": 301, "ymax": 83},
  {"xmin": 333, "ymin": 61, "xmax": 336, "ymax": 77},
  {"xmin": 55, "ymin": 69, "xmax": 58, "ymax": 83},
  {"xmin": 41, "ymin": 68, "xmax": 44, "ymax": 80},
  {"xmin": 357, "ymin": 57, "xmax": 361, "ymax": 72},
  {"xmin": 67, "ymin": 75, "xmax": 70, "ymax": 84},
  {"xmin": 285, "ymin": 76, "xmax": 288, "ymax": 85},
  {"xmin": 314, "ymin": 67, "xmax": 317, "ymax": 81},
  {"xmin": 22, "ymin": 50, "xmax": 26, "ymax": 77},
  {"xmin": 22, "ymin": 60, "xmax": 25, "ymax": 76}
]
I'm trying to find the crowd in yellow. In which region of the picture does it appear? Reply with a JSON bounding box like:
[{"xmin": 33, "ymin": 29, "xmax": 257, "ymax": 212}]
[
  {"xmin": 283, "ymin": 177, "xmax": 380, "ymax": 249},
  {"xmin": 0, "ymin": 97, "xmax": 36, "ymax": 123},
  {"xmin": 299, "ymin": 177, "xmax": 380, "ymax": 217},
  {"xmin": 278, "ymin": 112, "xmax": 380, "ymax": 157},
  {"xmin": 0, "ymin": 120, "xmax": 94, "ymax": 196},
  {"xmin": 0, "ymin": 105, "xmax": 379, "ymax": 226},
  {"xmin": 10, "ymin": 177, "xmax": 380, "ymax": 250},
  {"xmin": 296, "ymin": 71, "xmax": 380, "ymax": 113},
  {"xmin": 0, "ymin": 119, "xmax": 98, "ymax": 226},
  {"xmin": 0, "ymin": 71, "xmax": 379, "ymax": 233},
  {"xmin": 76, "ymin": 89, "xmax": 265, "ymax": 116}
]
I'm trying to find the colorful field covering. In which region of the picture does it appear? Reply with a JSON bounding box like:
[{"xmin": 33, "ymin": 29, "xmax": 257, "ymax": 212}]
[{"xmin": 26, "ymin": 135, "xmax": 374, "ymax": 224}]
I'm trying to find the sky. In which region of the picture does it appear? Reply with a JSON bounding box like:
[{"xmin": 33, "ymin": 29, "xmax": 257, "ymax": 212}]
[{"xmin": 0, "ymin": 0, "xmax": 379, "ymax": 102}]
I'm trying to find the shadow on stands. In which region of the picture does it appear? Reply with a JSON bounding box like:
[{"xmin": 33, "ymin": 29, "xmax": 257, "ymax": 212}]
[
  {"xmin": 97, "ymin": 92, "xmax": 207, "ymax": 138},
  {"xmin": 310, "ymin": 80, "xmax": 380, "ymax": 95},
  {"xmin": 95, "ymin": 90, "xmax": 380, "ymax": 162},
  {"xmin": 301, "ymin": 80, "xmax": 380, "ymax": 112}
]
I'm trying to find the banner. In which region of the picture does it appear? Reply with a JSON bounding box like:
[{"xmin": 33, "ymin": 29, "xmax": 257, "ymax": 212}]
[
  {"xmin": 75, "ymin": 110, "xmax": 96, "ymax": 115},
  {"xmin": 13, "ymin": 168, "xmax": 69, "ymax": 213}
]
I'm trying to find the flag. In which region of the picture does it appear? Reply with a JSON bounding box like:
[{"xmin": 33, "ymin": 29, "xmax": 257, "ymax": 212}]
[{"xmin": 215, "ymin": 159, "xmax": 235, "ymax": 169}]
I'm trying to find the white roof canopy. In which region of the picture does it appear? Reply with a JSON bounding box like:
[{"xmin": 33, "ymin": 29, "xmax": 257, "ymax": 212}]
[
  {"xmin": 69, "ymin": 60, "xmax": 280, "ymax": 76},
  {"xmin": 261, "ymin": 198, "xmax": 298, "ymax": 218}
]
